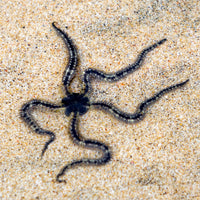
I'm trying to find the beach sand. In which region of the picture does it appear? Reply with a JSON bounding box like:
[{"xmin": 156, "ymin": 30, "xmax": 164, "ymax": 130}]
[{"xmin": 0, "ymin": 1, "xmax": 199, "ymax": 199}]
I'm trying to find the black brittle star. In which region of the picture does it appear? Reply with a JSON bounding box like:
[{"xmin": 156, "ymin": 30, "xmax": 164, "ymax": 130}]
[{"xmin": 20, "ymin": 22, "xmax": 189, "ymax": 183}]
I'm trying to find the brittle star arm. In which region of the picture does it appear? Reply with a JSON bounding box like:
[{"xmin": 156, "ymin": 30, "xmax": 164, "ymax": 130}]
[
  {"xmin": 91, "ymin": 79, "xmax": 189, "ymax": 123},
  {"xmin": 52, "ymin": 22, "xmax": 78, "ymax": 94},
  {"xmin": 20, "ymin": 99, "xmax": 64, "ymax": 157},
  {"xmin": 83, "ymin": 38, "xmax": 167, "ymax": 94},
  {"xmin": 56, "ymin": 112, "xmax": 111, "ymax": 183}
]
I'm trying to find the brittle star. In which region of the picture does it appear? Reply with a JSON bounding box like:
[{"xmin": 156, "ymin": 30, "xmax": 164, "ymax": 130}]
[{"xmin": 20, "ymin": 22, "xmax": 189, "ymax": 183}]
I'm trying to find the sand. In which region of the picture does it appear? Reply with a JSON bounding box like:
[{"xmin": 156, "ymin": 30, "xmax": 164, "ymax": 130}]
[{"xmin": 0, "ymin": 0, "xmax": 199, "ymax": 199}]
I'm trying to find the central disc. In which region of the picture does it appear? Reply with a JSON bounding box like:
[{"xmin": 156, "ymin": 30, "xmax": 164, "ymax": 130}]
[{"xmin": 62, "ymin": 93, "xmax": 90, "ymax": 116}]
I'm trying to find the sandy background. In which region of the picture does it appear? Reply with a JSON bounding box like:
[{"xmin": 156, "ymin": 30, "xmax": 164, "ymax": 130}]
[{"xmin": 0, "ymin": 0, "xmax": 199, "ymax": 199}]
